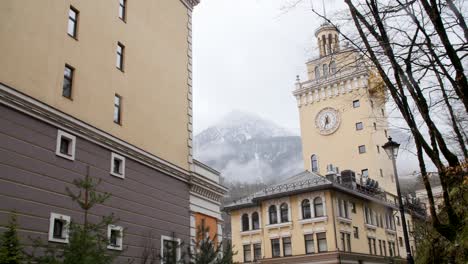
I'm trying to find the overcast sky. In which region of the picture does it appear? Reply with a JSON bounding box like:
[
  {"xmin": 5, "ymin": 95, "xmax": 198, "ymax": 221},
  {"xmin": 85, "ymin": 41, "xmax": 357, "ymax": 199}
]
[{"xmin": 192, "ymin": 0, "xmax": 342, "ymax": 134}]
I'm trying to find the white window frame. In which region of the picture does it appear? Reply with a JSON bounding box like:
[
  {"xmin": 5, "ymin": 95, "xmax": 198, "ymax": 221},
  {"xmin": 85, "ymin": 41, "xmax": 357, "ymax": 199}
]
[
  {"xmin": 48, "ymin": 213, "xmax": 70, "ymax": 243},
  {"xmin": 161, "ymin": 235, "xmax": 182, "ymax": 264},
  {"xmin": 107, "ymin": 225, "xmax": 124, "ymax": 251},
  {"xmin": 110, "ymin": 152, "xmax": 126, "ymax": 178},
  {"xmin": 55, "ymin": 130, "xmax": 76, "ymax": 160}
]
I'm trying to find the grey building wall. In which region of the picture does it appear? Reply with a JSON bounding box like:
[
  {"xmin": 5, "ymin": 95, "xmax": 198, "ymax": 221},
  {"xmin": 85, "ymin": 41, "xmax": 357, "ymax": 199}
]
[{"xmin": 0, "ymin": 104, "xmax": 190, "ymax": 263}]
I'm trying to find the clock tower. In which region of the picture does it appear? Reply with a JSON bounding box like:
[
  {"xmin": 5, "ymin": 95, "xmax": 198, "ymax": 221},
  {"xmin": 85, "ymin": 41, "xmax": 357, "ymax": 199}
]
[{"xmin": 293, "ymin": 23, "xmax": 397, "ymax": 198}]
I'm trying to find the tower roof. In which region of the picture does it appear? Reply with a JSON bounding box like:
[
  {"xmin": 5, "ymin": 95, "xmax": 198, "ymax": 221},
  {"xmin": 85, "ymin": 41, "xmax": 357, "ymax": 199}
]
[{"xmin": 314, "ymin": 22, "xmax": 338, "ymax": 37}]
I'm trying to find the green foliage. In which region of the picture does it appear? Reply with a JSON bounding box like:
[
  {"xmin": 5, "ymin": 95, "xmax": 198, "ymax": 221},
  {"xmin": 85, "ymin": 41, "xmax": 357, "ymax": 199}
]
[
  {"xmin": 188, "ymin": 222, "xmax": 235, "ymax": 264},
  {"xmin": 27, "ymin": 172, "xmax": 120, "ymax": 264},
  {"xmin": 0, "ymin": 214, "xmax": 23, "ymax": 264}
]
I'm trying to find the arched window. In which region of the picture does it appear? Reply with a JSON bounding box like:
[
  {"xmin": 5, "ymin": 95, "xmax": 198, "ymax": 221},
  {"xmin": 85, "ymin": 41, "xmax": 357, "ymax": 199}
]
[
  {"xmin": 311, "ymin": 155, "xmax": 318, "ymax": 172},
  {"xmin": 252, "ymin": 212, "xmax": 260, "ymax": 230},
  {"xmin": 328, "ymin": 34, "xmax": 333, "ymax": 53},
  {"xmin": 315, "ymin": 66, "xmax": 320, "ymax": 79},
  {"xmin": 330, "ymin": 61, "xmax": 337, "ymax": 75},
  {"xmin": 322, "ymin": 35, "xmax": 327, "ymax": 55},
  {"xmin": 314, "ymin": 197, "xmax": 324, "ymax": 217},
  {"xmin": 269, "ymin": 205, "xmax": 278, "ymax": 224},
  {"xmin": 241, "ymin": 214, "xmax": 249, "ymax": 231},
  {"xmin": 323, "ymin": 64, "xmax": 329, "ymax": 77},
  {"xmin": 302, "ymin": 199, "xmax": 311, "ymax": 219},
  {"xmin": 280, "ymin": 203, "xmax": 289, "ymax": 223}
]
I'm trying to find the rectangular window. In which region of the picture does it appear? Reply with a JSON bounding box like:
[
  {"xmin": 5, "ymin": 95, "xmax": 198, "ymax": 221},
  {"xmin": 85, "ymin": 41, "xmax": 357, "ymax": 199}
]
[
  {"xmin": 396, "ymin": 216, "xmax": 400, "ymax": 226},
  {"xmin": 380, "ymin": 169, "xmax": 383, "ymax": 177},
  {"xmin": 114, "ymin": 94, "xmax": 122, "ymax": 124},
  {"xmin": 271, "ymin": 239, "xmax": 280, "ymax": 257},
  {"xmin": 377, "ymin": 145, "xmax": 380, "ymax": 153},
  {"xmin": 361, "ymin": 169, "xmax": 369, "ymax": 178},
  {"xmin": 63, "ymin": 65, "xmax": 74, "ymax": 98},
  {"xmin": 110, "ymin": 153, "xmax": 126, "ymax": 178},
  {"xmin": 253, "ymin": 244, "xmax": 261, "ymax": 261},
  {"xmin": 67, "ymin": 6, "xmax": 78, "ymax": 38},
  {"xmin": 381, "ymin": 108, "xmax": 385, "ymax": 116},
  {"xmin": 351, "ymin": 202, "xmax": 356, "ymax": 213},
  {"xmin": 373, "ymin": 122, "xmax": 377, "ymax": 130},
  {"xmin": 304, "ymin": 234, "xmax": 314, "ymax": 254},
  {"xmin": 353, "ymin": 226, "xmax": 359, "ymax": 238},
  {"xmin": 119, "ymin": 0, "xmax": 127, "ymax": 21},
  {"xmin": 358, "ymin": 145, "xmax": 366, "ymax": 154},
  {"xmin": 384, "ymin": 129, "xmax": 388, "ymax": 138},
  {"xmin": 346, "ymin": 233, "xmax": 351, "ymax": 252},
  {"xmin": 353, "ymin": 100, "xmax": 360, "ymax": 108},
  {"xmin": 368, "ymin": 238, "xmax": 373, "ymax": 254},
  {"xmin": 355, "ymin": 122, "xmax": 363, "ymax": 130},
  {"xmin": 107, "ymin": 225, "xmax": 123, "ymax": 250},
  {"xmin": 373, "ymin": 238, "xmax": 377, "ymax": 255},
  {"xmin": 317, "ymin": 232, "xmax": 327, "ymax": 252},
  {"xmin": 56, "ymin": 130, "xmax": 76, "ymax": 160},
  {"xmin": 116, "ymin": 42, "xmax": 125, "ymax": 70},
  {"xmin": 379, "ymin": 240, "xmax": 383, "ymax": 255},
  {"xmin": 49, "ymin": 213, "xmax": 70, "ymax": 243},
  {"xmin": 161, "ymin": 237, "xmax": 181, "ymax": 263},
  {"xmin": 282, "ymin": 237, "xmax": 292, "ymax": 256},
  {"xmin": 399, "ymin": 237, "xmax": 403, "ymax": 246},
  {"xmin": 243, "ymin": 245, "xmax": 251, "ymax": 262},
  {"xmin": 383, "ymin": 241, "xmax": 387, "ymax": 256}
]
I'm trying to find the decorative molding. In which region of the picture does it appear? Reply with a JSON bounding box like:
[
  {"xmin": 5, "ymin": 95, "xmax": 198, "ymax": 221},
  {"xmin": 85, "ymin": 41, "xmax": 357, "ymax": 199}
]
[
  {"xmin": 186, "ymin": 8, "xmax": 194, "ymax": 167},
  {"xmin": 0, "ymin": 82, "xmax": 191, "ymax": 182},
  {"xmin": 179, "ymin": 0, "xmax": 200, "ymax": 10}
]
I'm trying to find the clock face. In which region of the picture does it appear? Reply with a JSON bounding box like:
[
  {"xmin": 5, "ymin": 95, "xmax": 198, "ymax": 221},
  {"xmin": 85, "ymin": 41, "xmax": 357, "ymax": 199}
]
[{"xmin": 315, "ymin": 107, "xmax": 341, "ymax": 135}]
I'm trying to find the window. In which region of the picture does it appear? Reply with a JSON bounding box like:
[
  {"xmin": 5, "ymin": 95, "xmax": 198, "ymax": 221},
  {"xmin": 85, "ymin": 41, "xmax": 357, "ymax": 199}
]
[
  {"xmin": 317, "ymin": 232, "xmax": 327, "ymax": 252},
  {"xmin": 377, "ymin": 145, "xmax": 380, "ymax": 153},
  {"xmin": 243, "ymin": 245, "xmax": 252, "ymax": 262},
  {"xmin": 56, "ymin": 130, "xmax": 76, "ymax": 160},
  {"xmin": 330, "ymin": 61, "xmax": 337, "ymax": 74},
  {"xmin": 241, "ymin": 214, "xmax": 249, "ymax": 231},
  {"xmin": 353, "ymin": 226, "xmax": 359, "ymax": 238},
  {"xmin": 107, "ymin": 225, "xmax": 123, "ymax": 250},
  {"xmin": 314, "ymin": 197, "xmax": 324, "ymax": 217},
  {"xmin": 305, "ymin": 234, "xmax": 314, "ymax": 254},
  {"xmin": 351, "ymin": 202, "xmax": 356, "ymax": 213},
  {"xmin": 384, "ymin": 129, "xmax": 388, "ymax": 138},
  {"xmin": 358, "ymin": 145, "xmax": 366, "ymax": 154},
  {"xmin": 373, "ymin": 122, "xmax": 377, "ymax": 130},
  {"xmin": 353, "ymin": 100, "xmax": 360, "ymax": 108},
  {"xmin": 116, "ymin": 42, "xmax": 125, "ymax": 71},
  {"xmin": 311, "ymin": 154, "xmax": 318, "ymax": 172},
  {"xmin": 399, "ymin": 237, "xmax": 403, "ymax": 246},
  {"xmin": 62, "ymin": 65, "xmax": 74, "ymax": 98},
  {"xmin": 370, "ymin": 100, "xmax": 374, "ymax": 108},
  {"xmin": 368, "ymin": 238, "xmax": 373, "ymax": 254},
  {"xmin": 382, "ymin": 241, "xmax": 387, "ymax": 256},
  {"xmin": 252, "ymin": 212, "xmax": 260, "ymax": 230},
  {"xmin": 110, "ymin": 153, "xmax": 126, "ymax": 178},
  {"xmin": 389, "ymin": 241, "xmax": 395, "ymax": 257},
  {"xmin": 268, "ymin": 205, "xmax": 277, "ymax": 224},
  {"xmin": 380, "ymin": 169, "xmax": 383, "ymax": 177},
  {"xmin": 323, "ymin": 64, "xmax": 329, "ymax": 77},
  {"xmin": 381, "ymin": 108, "xmax": 385, "ymax": 116},
  {"xmin": 253, "ymin": 243, "xmax": 261, "ymax": 261},
  {"xmin": 396, "ymin": 216, "xmax": 400, "ymax": 226},
  {"xmin": 282, "ymin": 237, "xmax": 292, "ymax": 256},
  {"xmin": 161, "ymin": 236, "xmax": 181, "ymax": 263},
  {"xmin": 119, "ymin": 0, "xmax": 127, "ymax": 21},
  {"xmin": 314, "ymin": 66, "xmax": 320, "ymax": 79},
  {"xmin": 301, "ymin": 199, "xmax": 311, "ymax": 219},
  {"xmin": 280, "ymin": 203, "xmax": 289, "ymax": 223},
  {"xmin": 114, "ymin": 94, "xmax": 122, "ymax": 124},
  {"xmin": 338, "ymin": 199, "xmax": 349, "ymax": 218},
  {"xmin": 48, "ymin": 213, "xmax": 70, "ymax": 243},
  {"xmin": 67, "ymin": 6, "xmax": 78, "ymax": 38},
  {"xmin": 355, "ymin": 122, "xmax": 363, "ymax": 130},
  {"xmin": 361, "ymin": 169, "xmax": 369, "ymax": 178},
  {"xmin": 379, "ymin": 240, "xmax": 383, "ymax": 255},
  {"xmin": 271, "ymin": 239, "xmax": 280, "ymax": 257},
  {"xmin": 340, "ymin": 232, "xmax": 351, "ymax": 252}
]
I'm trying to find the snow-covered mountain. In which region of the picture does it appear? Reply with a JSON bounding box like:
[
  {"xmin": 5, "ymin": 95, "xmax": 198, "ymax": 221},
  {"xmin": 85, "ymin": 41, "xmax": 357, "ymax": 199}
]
[{"xmin": 194, "ymin": 111, "xmax": 303, "ymax": 183}]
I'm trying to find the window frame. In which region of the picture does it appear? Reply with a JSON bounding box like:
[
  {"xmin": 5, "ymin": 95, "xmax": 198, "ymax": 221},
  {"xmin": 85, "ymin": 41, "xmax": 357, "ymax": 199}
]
[
  {"xmin": 314, "ymin": 197, "xmax": 324, "ymax": 217},
  {"xmin": 279, "ymin": 203, "xmax": 289, "ymax": 223},
  {"xmin": 107, "ymin": 225, "xmax": 123, "ymax": 251},
  {"xmin": 268, "ymin": 205, "xmax": 278, "ymax": 225},
  {"xmin": 55, "ymin": 130, "xmax": 76, "ymax": 160},
  {"xmin": 301, "ymin": 199, "xmax": 311, "ymax": 219},
  {"xmin": 252, "ymin": 212, "xmax": 260, "ymax": 230},
  {"xmin": 253, "ymin": 243, "xmax": 262, "ymax": 261},
  {"xmin": 114, "ymin": 94, "xmax": 122, "ymax": 125},
  {"xmin": 116, "ymin": 42, "xmax": 125, "ymax": 71},
  {"xmin": 355, "ymin": 122, "xmax": 364, "ymax": 131},
  {"xmin": 353, "ymin": 99, "xmax": 360, "ymax": 108},
  {"xmin": 304, "ymin": 234, "xmax": 315, "ymax": 254},
  {"xmin": 311, "ymin": 154, "xmax": 319, "ymax": 172},
  {"xmin": 271, "ymin": 238, "xmax": 281, "ymax": 258},
  {"xmin": 67, "ymin": 6, "xmax": 79, "ymax": 39},
  {"xmin": 110, "ymin": 152, "xmax": 126, "ymax": 178},
  {"xmin": 241, "ymin": 214, "xmax": 249, "ymax": 232},
  {"xmin": 353, "ymin": 226, "xmax": 359, "ymax": 238},
  {"xmin": 317, "ymin": 232, "xmax": 328, "ymax": 253},
  {"xmin": 243, "ymin": 244, "xmax": 252, "ymax": 262},
  {"xmin": 48, "ymin": 213, "xmax": 70, "ymax": 243},
  {"xmin": 161, "ymin": 236, "xmax": 182, "ymax": 264},
  {"xmin": 62, "ymin": 64, "xmax": 74, "ymax": 99},
  {"xmin": 119, "ymin": 0, "xmax": 127, "ymax": 22},
  {"xmin": 358, "ymin": 145, "xmax": 366, "ymax": 154},
  {"xmin": 282, "ymin": 237, "xmax": 292, "ymax": 257}
]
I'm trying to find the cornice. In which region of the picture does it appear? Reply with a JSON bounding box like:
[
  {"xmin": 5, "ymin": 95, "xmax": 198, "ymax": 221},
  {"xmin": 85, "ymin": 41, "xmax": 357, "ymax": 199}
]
[
  {"xmin": 179, "ymin": 0, "xmax": 200, "ymax": 10},
  {"xmin": 0, "ymin": 82, "xmax": 191, "ymax": 183},
  {"xmin": 190, "ymin": 173, "xmax": 228, "ymax": 196}
]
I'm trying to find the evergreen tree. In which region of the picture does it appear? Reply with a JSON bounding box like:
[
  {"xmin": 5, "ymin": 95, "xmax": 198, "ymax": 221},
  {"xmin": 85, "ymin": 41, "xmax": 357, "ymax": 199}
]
[
  {"xmin": 189, "ymin": 222, "xmax": 235, "ymax": 264},
  {"xmin": 0, "ymin": 214, "xmax": 23, "ymax": 264}
]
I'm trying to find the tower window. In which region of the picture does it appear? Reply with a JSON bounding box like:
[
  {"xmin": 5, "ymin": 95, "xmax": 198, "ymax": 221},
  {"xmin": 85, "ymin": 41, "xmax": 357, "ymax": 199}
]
[
  {"xmin": 323, "ymin": 64, "xmax": 329, "ymax": 77},
  {"xmin": 358, "ymin": 145, "xmax": 366, "ymax": 154},
  {"xmin": 381, "ymin": 108, "xmax": 385, "ymax": 116},
  {"xmin": 116, "ymin": 42, "xmax": 125, "ymax": 71},
  {"xmin": 253, "ymin": 243, "xmax": 261, "ymax": 261},
  {"xmin": 330, "ymin": 61, "xmax": 337, "ymax": 74},
  {"xmin": 355, "ymin": 122, "xmax": 363, "ymax": 131},
  {"xmin": 62, "ymin": 65, "xmax": 74, "ymax": 98},
  {"xmin": 67, "ymin": 6, "xmax": 79, "ymax": 38},
  {"xmin": 353, "ymin": 226, "xmax": 359, "ymax": 238},
  {"xmin": 56, "ymin": 130, "xmax": 76, "ymax": 160},
  {"xmin": 384, "ymin": 130, "xmax": 388, "ymax": 138},
  {"xmin": 119, "ymin": 0, "xmax": 127, "ymax": 21},
  {"xmin": 377, "ymin": 145, "xmax": 380, "ymax": 153},
  {"xmin": 353, "ymin": 100, "xmax": 360, "ymax": 108},
  {"xmin": 311, "ymin": 154, "xmax": 318, "ymax": 172},
  {"xmin": 114, "ymin": 94, "xmax": 122, "ymax": 124},
  {"xmin": 314, "ymin": 66, "xmax": 320, "ymax": 79},
  {"xmin": 380, "ymin": 169, "xmax": 383, "ymax": 177},
  {"xmin": 110, "ymin": 153, "xmax": 126, "ymax": 178},
  {"xmin": 373, "ymin": 122, "xmax": 377, "ymax": 130}
]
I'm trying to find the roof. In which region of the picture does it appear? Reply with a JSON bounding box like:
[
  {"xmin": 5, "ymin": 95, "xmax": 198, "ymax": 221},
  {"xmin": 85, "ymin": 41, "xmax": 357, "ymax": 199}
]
[{"xmin": 224, "ymin": 170, "xmax": 399, "ymax": 211}]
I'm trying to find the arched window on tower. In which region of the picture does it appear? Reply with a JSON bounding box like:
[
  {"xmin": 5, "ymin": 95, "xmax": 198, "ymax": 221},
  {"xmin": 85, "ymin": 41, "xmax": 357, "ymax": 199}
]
[
  {"xmin": 252, "ymin": 212, "xmax": 260, "ymax": 230},
  {"xmin": 330, "ymin": 61, "xmax": 337, "ymax": 75},
  {"xmin": 315, "ymin": 66, "xmax": 320, "ymax": 80},
  {"xmin": 328, "ymin": 33, "xmax": 333, "ymax": 53},
  {"xmin": 302, "ymin": 199, "xmax": 311, "ymax": 219},
  {"xmin": 280, "ymin": 203, "xmax": 289, "ymax": 223},
  {"xmin": 311, "ymin": 155, "xmax": 318, "ymax": 172},
  {"xmin": 269, "ymin": 205, "xmax": 278, "ymax": 224},
  {"xmin": 322, "ymin": 35, "xmax": 327, "ymax": 55},
  {"xmin": 241, "ymin": 213, "xmax": 249, "ymax": 231},
  {"xmin": 323, "ymin": 64, "xmax": 329, "ymax": 77},
  {"xmin": 314, "ymin": 197, "xmax": 324, "ymax": 217}
]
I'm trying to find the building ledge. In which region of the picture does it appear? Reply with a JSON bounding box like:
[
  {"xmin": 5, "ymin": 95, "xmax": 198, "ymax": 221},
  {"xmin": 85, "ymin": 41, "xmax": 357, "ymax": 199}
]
[
  {"xmin": 337, "ymin": 217, "xmax": 352, "ymax": 224},
  {"xmin": 385, "ymin": 229, "xmax": 397, "ymax": 235},
  {"xmin": 298, "ymin": 216, "xmax": 328, "ymax": 224},
  {"xmin": 240, "ymin": 229, "xmax": 262, "ymax": 236},
  {"xmin": 265, "ymin": 222, "xmax": 292, "ymax": 229},
  {"xmin": 365, "ymin": 224, "xmax": 378, "ymax": 230}
]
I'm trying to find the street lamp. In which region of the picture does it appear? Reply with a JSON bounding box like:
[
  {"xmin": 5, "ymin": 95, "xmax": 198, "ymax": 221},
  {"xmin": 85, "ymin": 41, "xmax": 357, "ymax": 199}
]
[{"xmin": 382, "ymin": 137, "xmax": 414, "ymax": 264}]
